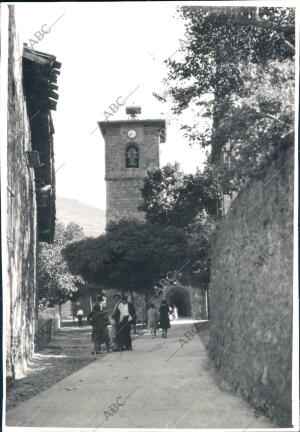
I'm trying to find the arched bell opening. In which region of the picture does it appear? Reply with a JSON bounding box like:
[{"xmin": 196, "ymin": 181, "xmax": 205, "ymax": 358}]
[{"xmin": 125, "ymin": 143, "xmax": 139, "ymax": 168}]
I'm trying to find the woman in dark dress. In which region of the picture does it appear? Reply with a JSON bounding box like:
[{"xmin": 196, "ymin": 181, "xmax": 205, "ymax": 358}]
[
  {"xmin": 88, "ymin": 303, "xmax": 110, "ymax": 354},
  {"xmin": 112, "ymin": 296, "xmax": 135, "ymax": 351},
  {"xmin": 159, "ymin": 300, "xmax": 171, "ymax": 338}
]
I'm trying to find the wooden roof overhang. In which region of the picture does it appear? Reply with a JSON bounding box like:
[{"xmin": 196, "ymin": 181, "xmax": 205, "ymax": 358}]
[{"xmin": 22, "ymin": 46, "xmax": 61, "ymax": 243}]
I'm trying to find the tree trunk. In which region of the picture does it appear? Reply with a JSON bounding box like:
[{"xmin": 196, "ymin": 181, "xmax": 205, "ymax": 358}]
[
  {"xmin": 145, "ymin": 289, "xmax": 149, "ymax": 307},
  {"xmin": 211, "ymin": 52, "xmax": 230, "ymax": 164},
  {"xmin": 144, "ymin": 289, "xmax": 150, "ymax": 326},
  {"xmin": 210, "ymin": 52, "xmax": 230, "ymax": 219},
  {"xmin": 206, "ymin": 289, "xmax": 211, "ymax": 320}
]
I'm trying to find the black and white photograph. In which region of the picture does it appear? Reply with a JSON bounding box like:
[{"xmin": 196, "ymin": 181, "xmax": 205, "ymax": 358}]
[{"xmin": 1, "ymin": 1, "xmax": 298, "ymax": 430}]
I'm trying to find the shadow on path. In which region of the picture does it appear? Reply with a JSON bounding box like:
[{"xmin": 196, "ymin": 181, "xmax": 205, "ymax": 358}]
[{"xmin": 6, "ymin": 324, "xmax": 142, "ymax": 409}]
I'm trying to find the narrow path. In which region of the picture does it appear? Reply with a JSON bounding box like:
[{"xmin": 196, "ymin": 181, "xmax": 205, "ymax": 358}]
[
  {"xmin": 6, "ymin": 325, "xmax": 94, "ymax": 409},
  {"xmin": 6, "ymin": 323, "xmax": 143, "ymax": 409},
  {"xmin": 6, "ymin": 321, "xmax": 274, "ymax": 429}
]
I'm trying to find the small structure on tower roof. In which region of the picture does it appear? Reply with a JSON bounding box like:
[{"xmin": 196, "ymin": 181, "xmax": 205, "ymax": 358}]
[{"xmin": 126, "ymin": 106, "xmax": 141, "ymax": 119}]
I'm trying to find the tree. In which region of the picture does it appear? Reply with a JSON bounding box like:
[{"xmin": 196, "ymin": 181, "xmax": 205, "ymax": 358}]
[
  {"xmin": 158, "ymin": 6, "xmax": 295, "ymax": 161},
  {"xmin": 62, "ymin": 219, "xmax": 191, "ymax": 303},
  {"xmin": 145, "ymin": 6, "xmax": 295, "ymax": 285},
  {"xmin": 217, "ymin": 59, "xmax": 294, "ymax": 191},
  {"xmin": 38, "ymin": 222, "xmax": 85, "ymax": 305},
  {"xmin": 139, "ymin": 163, "xmax": 220, "ymax": 228},
  {"xmin": 139, "ymin": 163, "xmax": 218, "ymax": 285}
]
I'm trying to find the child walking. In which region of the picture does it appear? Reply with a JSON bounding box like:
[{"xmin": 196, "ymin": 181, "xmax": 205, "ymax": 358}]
[{"xmin": 147, "ymin": 303, "xmax": 158, "ymax": 338}]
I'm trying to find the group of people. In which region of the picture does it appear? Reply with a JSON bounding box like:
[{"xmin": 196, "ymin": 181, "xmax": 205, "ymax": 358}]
[
  {"xmin": 147, "ymin": 300, "xmax": 172, "ymax": 338},
  {"xmin": 87, "ymin": 294, "xmax": 136, "ymax": 354},
  {"xmin": 86, "ymin": 294, "xmax": 173, "ymax": 354}
]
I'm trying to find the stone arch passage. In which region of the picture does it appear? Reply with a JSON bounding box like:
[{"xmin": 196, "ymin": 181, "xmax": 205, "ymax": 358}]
[{"xmin": 165, "ymin": 286, "xmax": 191, "ymax": 317}]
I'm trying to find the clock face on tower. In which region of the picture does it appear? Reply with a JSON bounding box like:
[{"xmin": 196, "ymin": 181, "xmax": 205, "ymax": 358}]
[{"xmin": 128, "ymin": 129, "xmax": 137, "ymax": 139}]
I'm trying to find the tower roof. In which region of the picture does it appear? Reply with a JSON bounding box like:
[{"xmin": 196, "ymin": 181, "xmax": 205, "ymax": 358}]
[{"xmin": 98, "ymin": 118, "xmax": 166, "ymax": 143}]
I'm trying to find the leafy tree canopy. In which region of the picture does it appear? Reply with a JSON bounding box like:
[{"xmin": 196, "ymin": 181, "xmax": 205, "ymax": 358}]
[
  {"xmin": 217, "ymin": 59, "xmax": 294, "ymax": 191},
  {"xmin": 164, "ymin": 6, "xmax": 294, "ymax": 114},
  {"xmin": 139, "ymin": 163, "xmax": 218, "ymax": 284},
  {"xmin": 62, "ymin": 219, "xmax": 194, "ymax": 296},
  {"xmin": 141, "ymin": 6, "xmax": 295, "ymax": 286},
  {"xmin": 38, "ymin": 222, "xmax": 85, "ymax": 305},
  {"xmin": 156, "ymin": 6, "xmax": 295, "ymax": 186},
  {"xmin": 139, "ymin": 162, "xmax": 220, "ymax": 228}
]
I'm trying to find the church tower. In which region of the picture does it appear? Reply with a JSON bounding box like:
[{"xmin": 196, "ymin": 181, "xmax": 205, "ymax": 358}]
[{"xmin": 99, "ymin": 106, "xmax": 166, "ymax": 224}]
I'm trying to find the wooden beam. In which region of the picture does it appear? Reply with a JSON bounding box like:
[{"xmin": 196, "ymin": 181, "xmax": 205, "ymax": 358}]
[
  {"xmin": 23, "ymin": 51, "xmax": 51, "ymax": 66},
  {"xmin": 52, "ymin": 68, "xmax": 61, "ymax": 76},
  {"xmin": 49, "ymin": 99, "xmax": 57, "ymax": 111},
  {"xmin": 53, "ymin": 61, "xmax": 62, "ymax": 69},
  {"xmin": 49, "ymin": 90, "xmax": 59, "ymax": 100}
]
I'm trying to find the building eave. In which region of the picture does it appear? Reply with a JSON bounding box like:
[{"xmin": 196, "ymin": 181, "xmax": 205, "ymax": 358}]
[{"xmin": 22, "ymin": 46, "xmax": 61, "ymax": 243}]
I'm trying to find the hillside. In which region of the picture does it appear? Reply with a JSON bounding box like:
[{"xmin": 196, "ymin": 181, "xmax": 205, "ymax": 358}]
[{"xmin": 56, "ymin": 197, "xmax": 106, "ymax": 237}]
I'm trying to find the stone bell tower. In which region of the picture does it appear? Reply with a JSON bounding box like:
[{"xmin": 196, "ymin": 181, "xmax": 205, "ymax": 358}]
[{"xmin": 99, "ymin": 106, "xmax": 166, "ymax": 224}]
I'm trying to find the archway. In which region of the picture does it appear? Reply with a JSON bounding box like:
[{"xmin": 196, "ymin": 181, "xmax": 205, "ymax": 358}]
[{"xmin": 165, "ymin": 286, "xmax": 191, "ymax": 317}]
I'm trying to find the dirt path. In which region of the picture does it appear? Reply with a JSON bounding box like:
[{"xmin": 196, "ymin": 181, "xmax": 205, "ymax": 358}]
[{"xmin": 6, "ymin": 320, "xmax": 274, "ymax": 429}]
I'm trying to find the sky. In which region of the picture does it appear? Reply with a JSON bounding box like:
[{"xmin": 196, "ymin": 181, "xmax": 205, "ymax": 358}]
[{"xmin": 14, "ymin": 1, "xmax": 207, "ymax": 209}]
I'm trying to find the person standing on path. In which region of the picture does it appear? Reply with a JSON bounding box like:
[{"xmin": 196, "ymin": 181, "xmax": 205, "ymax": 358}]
[
  {"xmin": 173, "ymin": 305, "xmax": 179, "ymax": 320},
  {"xmin": 76, "ymin": 308, "xmax": 84, "ymax": 326},
  {"xmin": 129, "ymin": 299, "xmax": 137, "ymax": 335},
  {"xmin": 88, "ymin": 303, "xmax": 110, "ymax": 354},
  {"xmin": 113, "ymin": 295, "xmax": 135, "ymax": 351},
  {"xmin": 159, "ymin": 300, "xmax": 171, "ymax": 338},
  {"xmin": 110, "ymin": 294, "xmax": 121, "ymax": 350},
  {"xmin": 147, "ymin": 303, "xmax": 158, "ymax": 338}
]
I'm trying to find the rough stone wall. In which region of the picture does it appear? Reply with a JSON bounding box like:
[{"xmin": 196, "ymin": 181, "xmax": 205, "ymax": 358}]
[
  {"xmin": 209, "ymin": 147, "xmax": 294, "ymax": 427},
  {"xmin": 105, "ymin": 124, "xmax": 160, "ymax": 223},
  {"xmin": 6, "ymin": 6, "xmax": 38, "ymax": 380},
  {"xmin": 106, "ymin": 179, "xmax": 145, "ymax": 222}
]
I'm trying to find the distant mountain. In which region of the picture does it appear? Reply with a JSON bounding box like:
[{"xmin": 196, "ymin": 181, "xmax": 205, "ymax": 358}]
[{"xmin": 56, "ymin": 197, "xmax": 106, "ymax": 237}]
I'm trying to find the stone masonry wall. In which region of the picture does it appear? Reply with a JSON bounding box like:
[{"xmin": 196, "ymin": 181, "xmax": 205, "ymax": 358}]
[
  {"xmin": 104, "ymin": 123, "xmax": 160, "ymax": 224},
  {"xmin": 6, "ymin": 6, "xmax": 38, "ymax": 380},
  {"xmin": 106, "ymin": 179, "xmax": 145, "ymax": 222},
  {"xmin": 208, "ymin": 147, "xmax": 294, "ymax": 427}
]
